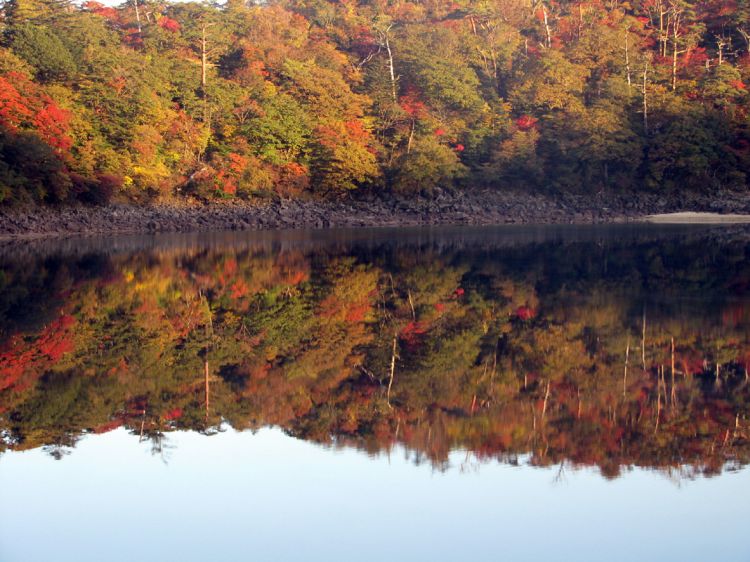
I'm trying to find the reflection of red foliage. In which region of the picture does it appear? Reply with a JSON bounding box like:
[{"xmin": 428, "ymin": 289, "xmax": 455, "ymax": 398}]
[
  {"xmin": 230, "ymin": 280, "xmax": 249, "ymax": 299},
  {"xmin": 345, "ymin": 303, "xmax": 370, "ymax": 323},
  {"xmin": 319, "ymin": 292, "xmax": 371, "ymax": 324},
  {"xmin": 285, "ymin": 269, "xmax": 309, "ymax": 286},
  {"xmin": 516, "ymin": 115, "xmax": 538, "ymax": 131},
  {"xmin": 93, "ymin": 419, "xmax": 124, "ymax": 434},
  {"xmin": 738, "ymin": 349, "xmax": 750, "ymax": 371},
  {"xmin": 729, "ymin": 139, "xmax": 750, "ymax": 158},
  {"xmin": 37, "ymin": 315, "xmax": 75, "ymax": 360},
  {"xmin": 0, "ymin": 314, "xmax": 76, "ymax": 392},
  {"xmin": 722, "ymin": 302, "xmax": 750, "ymax": 327},
  {"xmin": 400, "ymin": 321, "xmax": 429, "ymax": 350},
  {"xmin": 164, "ymin": 407, "xmax": 183, "ymax": 420},
  {"xmin": 515, "ymin": 306, "xmax": 536, "ymax": 320}
]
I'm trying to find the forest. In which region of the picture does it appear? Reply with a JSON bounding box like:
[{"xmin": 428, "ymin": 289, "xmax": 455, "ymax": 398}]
[
  {"xmin": 0, "ymin": 0, "xmax": 749, "ymax": 205},
  {"xmin": 1, "ymin": 233, "xmax": 749, "ymax": 476}
]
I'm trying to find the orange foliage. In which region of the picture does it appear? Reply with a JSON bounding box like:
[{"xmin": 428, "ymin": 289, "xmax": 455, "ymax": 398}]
[
  {"xmin": 400, "ymin": 89, "xmax": 427, "ymax": 118},
  {"xmin": 158, "ymin": 17, "xmax": 181, "ymax": 32}
]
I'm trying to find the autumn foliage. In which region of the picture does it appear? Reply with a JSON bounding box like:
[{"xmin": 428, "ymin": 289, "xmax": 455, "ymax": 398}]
[
  {"xmin": 0, "ymin": 0, "xmax": 747, "ymax": 204},
  {"xmin": 1, "ymin": 233, "xmax": 749, "ymax": 477}
]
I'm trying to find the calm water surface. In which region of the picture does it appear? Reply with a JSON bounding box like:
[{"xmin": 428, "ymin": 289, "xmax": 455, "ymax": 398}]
[{"xmin": 1, "ymin": 225, "xmax": 749, "ymax": 562}]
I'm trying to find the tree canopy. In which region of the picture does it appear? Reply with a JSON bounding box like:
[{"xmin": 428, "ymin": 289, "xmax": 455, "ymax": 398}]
[{"xmin": 0, "ymin": 0, "xmax": 748, "ymax": 204}]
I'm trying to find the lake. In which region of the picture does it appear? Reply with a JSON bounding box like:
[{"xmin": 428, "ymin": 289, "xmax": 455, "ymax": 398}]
[{"xmin": 1, "ymin": 225, "xmax": 749, "ymax": 562}]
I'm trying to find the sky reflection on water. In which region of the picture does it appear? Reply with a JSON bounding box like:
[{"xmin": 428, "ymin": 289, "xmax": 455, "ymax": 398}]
[{"xmin": 1, "ymin": 427, "xmax": 748, "ymax": 562}]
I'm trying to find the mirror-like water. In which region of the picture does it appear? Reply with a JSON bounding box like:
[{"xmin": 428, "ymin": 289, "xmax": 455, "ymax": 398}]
[{"xmin": 1, "ymin": 225, "xmax": 749, "ymax": 561}]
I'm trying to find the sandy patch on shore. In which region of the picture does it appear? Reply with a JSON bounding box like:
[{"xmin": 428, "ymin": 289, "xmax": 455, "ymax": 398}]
[{"xmin": 644, "ymin": 212, "xmax": 750, "ymax": 224}]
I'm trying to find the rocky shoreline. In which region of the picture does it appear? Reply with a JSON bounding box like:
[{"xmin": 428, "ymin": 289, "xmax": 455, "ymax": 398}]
[{"xmin": 1, "ymin": 188, "xmax": 750, "ymax": 239}]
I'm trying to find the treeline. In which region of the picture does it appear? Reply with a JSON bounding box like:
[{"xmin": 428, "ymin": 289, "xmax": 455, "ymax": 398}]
[
  {"xmin": 0, "ymin": 0, "xmax": 749, "ymax": 204},
  {"xmin": 1, "ymin": 236, "xmax": 749, "ymax": 475}
]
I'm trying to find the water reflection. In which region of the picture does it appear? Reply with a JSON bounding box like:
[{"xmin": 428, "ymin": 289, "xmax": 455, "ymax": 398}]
[{"xmin": 1, "ymin": 225, "xmax": 749, "ymax": 478}]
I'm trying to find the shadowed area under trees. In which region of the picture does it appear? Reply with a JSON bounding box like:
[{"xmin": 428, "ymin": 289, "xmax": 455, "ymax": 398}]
[{"xmin": 0, "ymin": 0, "xmax": 748, "ymax": 205}]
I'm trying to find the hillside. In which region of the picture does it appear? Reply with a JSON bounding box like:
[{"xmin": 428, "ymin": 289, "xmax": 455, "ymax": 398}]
[{"xmin": 0, "ymin": 0, "xmax": 748, "ymax": 205}]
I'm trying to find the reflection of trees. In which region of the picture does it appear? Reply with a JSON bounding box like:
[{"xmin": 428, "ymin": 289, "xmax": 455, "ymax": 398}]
[
  {"xmin": 141, "ymin": 430, "xmax": 175, "ymax": 465},
  {"xmin": 1, "ymin": 232, "xmax": 750, "ymax": 478},
  {"xmin": 43, "ymin": 445, "xmax": 72, "ymax": 461}
]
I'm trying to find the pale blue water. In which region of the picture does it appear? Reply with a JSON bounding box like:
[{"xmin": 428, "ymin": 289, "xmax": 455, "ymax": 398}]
[{"xmin": 1, "ymin": 427, "xmax": 748, "ymax": 562}]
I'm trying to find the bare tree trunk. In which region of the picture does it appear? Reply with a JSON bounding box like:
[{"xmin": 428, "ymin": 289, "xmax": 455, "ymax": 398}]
[
  {"xmin": 739, "ymin": 28, "xmax": 750, "ymax": 54},
  {"xmin": 542, "ymin": 4, "xmax": 552, "ymax": 49},
  {"xmin": 139, "ymin": 409, "xmax": 146, "ymax": 442},
  {"xmin": 542, "ymin": 380, "xmax": 551, "ymax": 418},
  {"xmin": 623, "ymin": 336, "xmax": 630, "ymax": 397},
  {"xmin": 672, "ymin": 39, "xmax": 678, "ymax": 90},
  {"xmin": 641, "ymin": 306, "xmax": 647, "ymax": 369},
  {"xmin": 382, "ymin": 26, "xmax": 398, "ymax": 103},
  {"xmin": 642, "ymin": 61, "xmax": 649, "ymax": 134},
  {"xmin": 201, "ymin": 25, "xmax": 208, "ymax": 90},
  {"xmin": 200, "ymin": 24, "xmax": 210, "ymax": 127},
  {"xmin": 200, "ymin": 289, "xmax": 213, "ymax": 423},
  {"xmin": 134, "ymin": 0, "xmax": 142, "ymax": 33},
  {"xmin": 387, "ymin": 333, "xmax": 398, "ymax": 408},
  {"xmin": 476, "ymin": 47, "xmax": 490, "ymax": 78},
  {"xmin": 716, "ymin": 35, "xmax": 727, "ymax": 65},
  {"xmin": 490, "ymin": 337, "xmax": 498, "ymax": 391},
  {"xmin": 654, "ymin": 366, "xmax": 662, "ymax": 433},
  {"xmin": 670, "ymin": 338, "xmax": 677, "ymax": 407},
  {"xmin": 406, "ymin": 119, "xmax": 415, "ymax": 155},
  {"xmin": 204, "ymin": 359, "xmax": 210, "ymax": 421},
  {"xmin": 659, "ymin": 4, "xmax": 668, "ymax": 57},
  {"xmin": 671, "ymin": 9, "xmax": 681, "ymax": 91},
  {"xmin": 670, "ymin": 337, "xmax": 675, "ymax": 377},
  {"xmin": 624, "ymin": 30, "xmax": 632, "ymax": 94}
]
